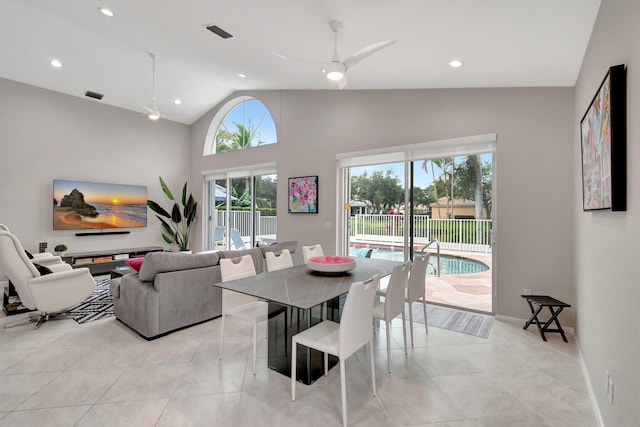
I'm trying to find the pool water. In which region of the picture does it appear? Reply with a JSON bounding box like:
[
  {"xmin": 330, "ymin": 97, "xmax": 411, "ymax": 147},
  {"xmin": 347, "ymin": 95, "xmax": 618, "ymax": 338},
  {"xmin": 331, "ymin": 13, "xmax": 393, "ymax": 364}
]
[{"xmin": 349, "ymin": 248, "xmax": 489, "ymax": 275}]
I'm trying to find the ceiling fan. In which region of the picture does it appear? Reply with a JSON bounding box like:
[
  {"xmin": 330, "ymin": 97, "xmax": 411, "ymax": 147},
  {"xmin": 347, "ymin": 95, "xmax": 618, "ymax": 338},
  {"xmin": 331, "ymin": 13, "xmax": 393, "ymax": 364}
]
[
  {"xmin": 141, "ymin": 53, "xmax": 162, "ymax": 120},
  {"xmin": 322, "ymin": 20, "xmax": 396, "ymax": 89}
]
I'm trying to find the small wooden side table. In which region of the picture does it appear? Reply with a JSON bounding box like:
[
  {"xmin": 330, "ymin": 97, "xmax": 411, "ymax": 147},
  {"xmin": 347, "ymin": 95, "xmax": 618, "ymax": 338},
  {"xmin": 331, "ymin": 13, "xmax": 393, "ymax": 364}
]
[
  {"xmin": 110, "ymin": 266, "xmax": 134, "ymax": 280},
  {"xmin": 521, "ymin": 295, "xmax": 571, "ymax": 342}
]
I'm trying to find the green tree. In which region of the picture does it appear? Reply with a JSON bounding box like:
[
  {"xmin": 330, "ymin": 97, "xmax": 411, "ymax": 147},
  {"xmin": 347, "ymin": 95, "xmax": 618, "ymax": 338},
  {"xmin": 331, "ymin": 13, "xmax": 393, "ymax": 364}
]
[
  {"xmin": 351, "ymin": 169, "xmax": 403, "ymax": 214},
  {"xmin": 215, "ymin": 121, "xmax": 263, "ymax": 153},
  {"xmin": 256, "ymin": 176, "xmax": 277, "ymax": 210},
  {"xmin": 413, "ymin": 187, "xmax": 434, "ymax": 213},
  {"xmin": 422, "ymin": 157, "xmax": 455, "ymax": 218},
  {"xmin": 453, "ymin": 156, "xmax": 492, "ymax": 219}
]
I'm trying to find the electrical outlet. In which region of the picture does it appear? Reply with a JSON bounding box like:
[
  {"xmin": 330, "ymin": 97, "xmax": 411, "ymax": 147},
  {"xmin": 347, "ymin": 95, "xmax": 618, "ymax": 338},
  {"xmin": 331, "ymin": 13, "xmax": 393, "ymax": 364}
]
[{"xmin": 523, "ymin": 288, "xmax": 532, "ymax": 295}]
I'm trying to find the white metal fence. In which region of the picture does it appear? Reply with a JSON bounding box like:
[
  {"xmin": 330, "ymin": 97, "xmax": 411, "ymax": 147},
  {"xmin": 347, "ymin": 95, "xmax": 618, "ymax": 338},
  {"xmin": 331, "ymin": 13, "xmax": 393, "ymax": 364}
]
[
  {"xmin": 214, "ymin": 210, "xmax": 277, "ymax": 238},
  {"xmin": 211, "ymin": 212, "xmax": 492, "ymax": 253},
  {"xmin": 350, "ymin": 214, "xmax": 492, "ymax": 253}
]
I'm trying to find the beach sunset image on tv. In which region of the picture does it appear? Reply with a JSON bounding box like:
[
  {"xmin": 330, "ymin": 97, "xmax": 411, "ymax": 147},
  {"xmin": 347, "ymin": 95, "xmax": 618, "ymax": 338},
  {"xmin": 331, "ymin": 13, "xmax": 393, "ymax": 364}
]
[{"xmin": 53, "ymin": 180, "xmax": 147, "ymax": 230}]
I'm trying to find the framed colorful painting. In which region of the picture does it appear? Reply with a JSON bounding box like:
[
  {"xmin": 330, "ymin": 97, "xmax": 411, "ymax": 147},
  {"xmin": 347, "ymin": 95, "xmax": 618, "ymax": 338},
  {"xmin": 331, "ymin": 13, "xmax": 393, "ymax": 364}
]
[
  {"xmin": 580, "ymin": 64, "xmax": 627, "ymax": 211},
  {"xmin": 288, "ymin": 176, "xmax": 318, "ymax": 214}
]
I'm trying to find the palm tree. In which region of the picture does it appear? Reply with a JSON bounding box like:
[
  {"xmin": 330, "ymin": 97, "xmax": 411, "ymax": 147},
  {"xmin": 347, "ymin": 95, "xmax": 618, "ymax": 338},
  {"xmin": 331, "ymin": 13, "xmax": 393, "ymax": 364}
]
[
  {"xmin": 215, "ymin": 120, "xmax": 263, "ymax": 153},
  {"xmin": 468, "ymin": 155, "xmax": 483, "ymax": 219},
  {"xmin": 422, "ymin": 157, "xmax": 454, "ymax": 218}
]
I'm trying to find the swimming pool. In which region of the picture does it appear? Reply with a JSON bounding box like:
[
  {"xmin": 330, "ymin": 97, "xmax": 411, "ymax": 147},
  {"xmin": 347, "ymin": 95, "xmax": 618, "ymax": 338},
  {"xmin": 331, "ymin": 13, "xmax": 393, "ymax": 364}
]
[{"xmin": 349, "ymin": 247, "xmax": 489, "ymax": 275}]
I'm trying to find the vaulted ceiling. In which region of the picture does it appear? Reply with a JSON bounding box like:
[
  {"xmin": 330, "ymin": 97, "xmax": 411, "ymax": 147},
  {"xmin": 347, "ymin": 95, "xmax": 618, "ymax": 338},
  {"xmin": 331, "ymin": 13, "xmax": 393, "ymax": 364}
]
[{"xmin": 0, "ymin": 0, "xmax": 601, "ymax": 124}]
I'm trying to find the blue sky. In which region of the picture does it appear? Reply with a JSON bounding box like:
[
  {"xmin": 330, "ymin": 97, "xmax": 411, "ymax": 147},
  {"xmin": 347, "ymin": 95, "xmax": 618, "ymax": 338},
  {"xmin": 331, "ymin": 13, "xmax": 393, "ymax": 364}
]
[{"xmin": 221, "ymin": 99, "xmax": 277, "ymax": 144}]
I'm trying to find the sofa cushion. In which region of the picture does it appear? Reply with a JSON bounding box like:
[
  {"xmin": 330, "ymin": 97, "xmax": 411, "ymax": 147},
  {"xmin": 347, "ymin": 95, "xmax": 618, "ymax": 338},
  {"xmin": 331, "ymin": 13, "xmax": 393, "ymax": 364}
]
[
  {"xmin": 138, "ymin": 251, "xmax": 220, "ymax": 282},
  {"xmin": 218, "ymin": 247, "xmax": 265, "ymax": 274}
]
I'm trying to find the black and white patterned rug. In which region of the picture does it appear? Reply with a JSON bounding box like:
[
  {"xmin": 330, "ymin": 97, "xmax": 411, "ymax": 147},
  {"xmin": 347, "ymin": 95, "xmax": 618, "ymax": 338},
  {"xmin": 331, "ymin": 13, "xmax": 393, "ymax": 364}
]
[{"xmin": 67, "ymin": 276, "xmax": 114, "ymax": 324}]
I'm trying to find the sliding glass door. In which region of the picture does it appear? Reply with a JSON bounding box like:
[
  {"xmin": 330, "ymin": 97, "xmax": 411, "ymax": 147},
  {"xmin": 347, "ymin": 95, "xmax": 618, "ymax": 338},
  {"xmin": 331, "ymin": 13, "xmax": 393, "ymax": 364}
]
[
  {"xmin": 347, "ymin": 162, "xmax": 408, "ymax": 261},
  {"xmin": 338, "ymin": 137, "xmax": 495, "ymax": 314},
  {"xmin": 206, "ymin": 172, "xmax": 277, "ymax": 251}
]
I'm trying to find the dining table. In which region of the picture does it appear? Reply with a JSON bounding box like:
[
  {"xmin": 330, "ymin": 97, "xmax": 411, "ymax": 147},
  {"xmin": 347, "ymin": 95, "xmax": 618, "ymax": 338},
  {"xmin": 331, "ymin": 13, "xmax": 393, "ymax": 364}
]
[{"xmin": 212, "ymin": 257, "xmax": 401, "ymax": 385}]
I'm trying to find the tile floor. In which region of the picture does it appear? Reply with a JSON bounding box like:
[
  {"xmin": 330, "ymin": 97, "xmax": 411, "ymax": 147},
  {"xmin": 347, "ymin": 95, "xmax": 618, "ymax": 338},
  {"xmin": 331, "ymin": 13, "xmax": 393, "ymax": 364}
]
[{"xmin": 0, "ymin": 312, "xmax": 598, "ymax": 426}]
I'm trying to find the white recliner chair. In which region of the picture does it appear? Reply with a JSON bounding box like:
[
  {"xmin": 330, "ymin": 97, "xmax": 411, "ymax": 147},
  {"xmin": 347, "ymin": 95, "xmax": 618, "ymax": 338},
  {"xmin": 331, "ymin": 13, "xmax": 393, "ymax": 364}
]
[
  {"xmin": 0, "ymin": 230, "xmax": 95, "ymax": 329},
  {"xmin": 0, "ymin": 224, "xmax": 65, "ymax": 268}
]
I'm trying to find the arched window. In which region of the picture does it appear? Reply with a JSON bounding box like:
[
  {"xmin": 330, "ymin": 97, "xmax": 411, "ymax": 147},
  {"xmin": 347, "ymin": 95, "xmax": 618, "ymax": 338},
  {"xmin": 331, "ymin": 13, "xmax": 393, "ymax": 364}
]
[{"xmin": 204, "ymin": 96, "xmax": 277, "ymax": 155}]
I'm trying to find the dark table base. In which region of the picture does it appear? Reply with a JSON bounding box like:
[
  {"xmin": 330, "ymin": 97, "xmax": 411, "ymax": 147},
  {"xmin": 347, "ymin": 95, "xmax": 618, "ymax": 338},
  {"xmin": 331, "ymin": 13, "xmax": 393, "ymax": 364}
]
[{"xmin": 268, "ymin": 296, "xmax": 344, "ymax": 385}]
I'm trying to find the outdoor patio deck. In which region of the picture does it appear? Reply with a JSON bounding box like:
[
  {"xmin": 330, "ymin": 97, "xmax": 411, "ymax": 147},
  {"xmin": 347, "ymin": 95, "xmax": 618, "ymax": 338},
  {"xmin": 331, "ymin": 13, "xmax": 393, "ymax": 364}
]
[
  {"xmin": 351, "ymin": 242, "xmax": 493, "ymax": 313},
  {"xmin": 422, "ymin": 250, "xmax": 492, "ymax": 313}
]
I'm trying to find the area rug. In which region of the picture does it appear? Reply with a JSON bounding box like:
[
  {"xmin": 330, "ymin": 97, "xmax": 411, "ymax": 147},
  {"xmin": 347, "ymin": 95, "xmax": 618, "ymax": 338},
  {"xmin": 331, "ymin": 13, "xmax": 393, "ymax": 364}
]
[
  {"xmin": 407, "ymin": 303, "xmax": 494, "ymax": 338},
  {"xmin": 67, "ymin": 276, "xmax": 114, "ymax": 324}
]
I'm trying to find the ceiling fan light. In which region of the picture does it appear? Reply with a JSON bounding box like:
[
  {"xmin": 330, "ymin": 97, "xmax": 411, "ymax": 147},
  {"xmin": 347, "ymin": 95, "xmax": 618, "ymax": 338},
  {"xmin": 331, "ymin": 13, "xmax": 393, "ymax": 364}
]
[
  {"xmin": 148, "ymin": 113, "xmax": 160, "ymax": 121},
  {"xmin": 326, "ymin": 71, "xmax": 344, "ymax": 81},
  {"xmin": 326, "ymin": 62, "xmax": 345, "ymax": 81}
]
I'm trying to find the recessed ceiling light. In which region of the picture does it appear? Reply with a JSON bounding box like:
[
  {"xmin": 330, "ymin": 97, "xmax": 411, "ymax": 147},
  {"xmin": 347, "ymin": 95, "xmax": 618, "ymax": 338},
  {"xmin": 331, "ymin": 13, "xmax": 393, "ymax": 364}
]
[
  {"xmin": 174, "ymin": 99, "xmax": 182, "ymax": 105},
  {"xmin": 448, "ymin": 59, "xmax": 464, "ymax": 68},
  {"xmin": 99, "ymin": 7, "xmax": 114, "ymax": 17},
  {"xmin": 238, "ymin": 73, "xmax": 247, "ymax": 78},
  {"xmin": 50, "ymin": 59, "xmax": 62, "ymax": 68}
]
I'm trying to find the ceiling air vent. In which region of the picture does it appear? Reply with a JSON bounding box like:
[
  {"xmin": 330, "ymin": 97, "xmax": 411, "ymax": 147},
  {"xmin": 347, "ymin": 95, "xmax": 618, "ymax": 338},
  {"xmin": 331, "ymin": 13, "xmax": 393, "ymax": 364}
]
[
  {"xmin": 84, "ymin": 90, "xmax": 104, "ymax": 100},
  {"xmin": 206, "ymin": 25, "xmax": 234, "ymax": 39}
]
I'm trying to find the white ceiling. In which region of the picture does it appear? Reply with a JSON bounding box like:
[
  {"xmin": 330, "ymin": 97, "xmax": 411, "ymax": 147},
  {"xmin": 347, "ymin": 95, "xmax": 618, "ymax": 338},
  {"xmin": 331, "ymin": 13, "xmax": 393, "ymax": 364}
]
[{"xmin": 0, "ymin": 0, "xmax": 601, "ymax": 125}]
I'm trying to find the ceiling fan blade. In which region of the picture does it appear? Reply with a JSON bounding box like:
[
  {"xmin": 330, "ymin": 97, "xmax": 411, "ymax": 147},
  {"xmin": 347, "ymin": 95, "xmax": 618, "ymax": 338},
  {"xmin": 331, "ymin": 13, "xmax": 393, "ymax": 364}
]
[
  {"xmin": 342, "ymin": 40, "xmax": 396, "ymax": 70},
  {"xmin": 337, "ymin": 76, "xmax": 348, "ymax": 90},
  {"xmin": 139, "ymin": 103, "xmax": 159, "ymax": 115}
]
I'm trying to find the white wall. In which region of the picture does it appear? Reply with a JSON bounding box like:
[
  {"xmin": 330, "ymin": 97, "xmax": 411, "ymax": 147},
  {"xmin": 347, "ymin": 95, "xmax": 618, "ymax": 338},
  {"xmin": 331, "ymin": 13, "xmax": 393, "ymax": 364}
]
[
  {"xmin": 191, "ymin": 87, "xmax": 575, "ymax": 323},
  {"xmin": 574, "ymin": 0, "xmax": 640, "ymax": 424},
  {"xmin": 0, "ymin": 78, "xmax": 190, "ymax": 255}
]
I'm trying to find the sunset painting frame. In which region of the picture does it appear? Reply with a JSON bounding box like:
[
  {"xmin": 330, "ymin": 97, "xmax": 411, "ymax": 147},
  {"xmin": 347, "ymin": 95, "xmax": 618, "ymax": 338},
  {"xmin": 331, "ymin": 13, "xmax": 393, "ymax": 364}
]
[{"xmin": 53, "ymin": 179, "xmax": 148, "ymax": 230}]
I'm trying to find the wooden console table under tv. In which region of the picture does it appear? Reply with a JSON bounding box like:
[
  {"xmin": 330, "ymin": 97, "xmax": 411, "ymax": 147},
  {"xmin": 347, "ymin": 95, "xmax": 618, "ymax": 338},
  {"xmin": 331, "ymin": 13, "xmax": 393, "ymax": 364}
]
[{"xmin": 62, "ymin": 246, "xmax": 164, "ymax": 276}]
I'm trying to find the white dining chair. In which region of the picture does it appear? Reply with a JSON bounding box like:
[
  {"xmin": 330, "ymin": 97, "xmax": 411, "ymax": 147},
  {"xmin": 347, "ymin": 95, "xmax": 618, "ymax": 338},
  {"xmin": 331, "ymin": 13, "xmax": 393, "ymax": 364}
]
[
  {"xmin": 406, "ymin": 253, "xmax": 430, "ymax": 345},
  {"xmin": 218, "ymin": 254, "xmax": 266, "ymax": 375},
  {"xmin": 265, "ymin": 249, "xmax": 294, "ymax": 272},
  {"xmin": 302, "ymin": 244, "xmax": 323, "ymax": 263},
  {"xmin": 302, "ymin": 244, "xmax": 326, "ymax": 319},
  {"xmin": 373, "ymin": 261, "xmax": 411, "ymax": 373},
  {"xmin": 291, "ymin": 274, "xmax": 379, "ymax": 427}
]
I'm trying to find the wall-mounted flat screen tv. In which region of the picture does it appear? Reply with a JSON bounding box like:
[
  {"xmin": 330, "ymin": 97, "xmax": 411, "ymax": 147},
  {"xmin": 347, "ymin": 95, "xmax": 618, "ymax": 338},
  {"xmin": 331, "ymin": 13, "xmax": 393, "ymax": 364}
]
[{"xmin": 53, "ymin": 179, "xmax": 147, "ymax": 230}]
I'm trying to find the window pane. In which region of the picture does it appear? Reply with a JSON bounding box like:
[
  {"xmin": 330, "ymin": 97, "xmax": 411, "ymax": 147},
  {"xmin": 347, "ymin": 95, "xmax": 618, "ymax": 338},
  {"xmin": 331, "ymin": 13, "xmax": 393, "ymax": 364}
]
[{"xmin": 215, "ymin": 99, "xmax": 276, "ymax": 153}]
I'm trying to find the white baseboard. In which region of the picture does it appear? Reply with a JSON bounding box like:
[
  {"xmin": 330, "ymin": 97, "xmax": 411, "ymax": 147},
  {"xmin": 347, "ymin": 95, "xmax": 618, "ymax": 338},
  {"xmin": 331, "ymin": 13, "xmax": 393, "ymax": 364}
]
[
  {"xmin": 576, "ymin": 338, "xmax": 605, "ymax": 427},
  {"xmin": 495, "ymin": 314, "xmax": 575, "ymax": 335}
]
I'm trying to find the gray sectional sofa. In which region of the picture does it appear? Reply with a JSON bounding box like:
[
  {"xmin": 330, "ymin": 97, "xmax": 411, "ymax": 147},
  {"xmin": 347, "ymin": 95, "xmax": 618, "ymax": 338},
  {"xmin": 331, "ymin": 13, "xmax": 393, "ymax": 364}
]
[{"xmin": 110, "ymin": 241, "xmax": 298, "ymax": 339}]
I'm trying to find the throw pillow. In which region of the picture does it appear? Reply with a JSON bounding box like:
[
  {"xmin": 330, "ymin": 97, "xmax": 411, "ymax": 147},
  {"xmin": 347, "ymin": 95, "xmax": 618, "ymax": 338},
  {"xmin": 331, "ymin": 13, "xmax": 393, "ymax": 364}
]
[
  {"xmin": 126, "ymin": 257, "xmax": 145, "ymax": 271},
  {"xmin": 33, "ymin": 263, "xmax": 53, "ymax": 275}
]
